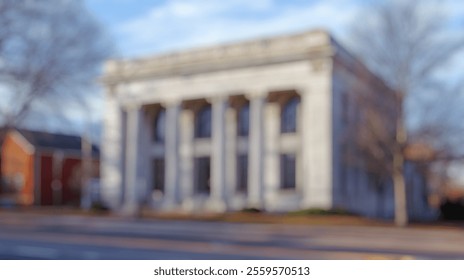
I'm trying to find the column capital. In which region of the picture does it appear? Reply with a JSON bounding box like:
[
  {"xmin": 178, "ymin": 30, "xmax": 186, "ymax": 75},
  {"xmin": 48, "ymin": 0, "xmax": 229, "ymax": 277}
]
[
  {"xmin": 245, "ymin": 90, "xmax": 267, "ymax": 100},
  {"xmin": 106, "ymin": 84, "xmax": 118, "ymax": 96},
  {"xmin": 161, "ymin": 98, "xmax": 182, "ymax": 108},
  {"xmin": 122, "ymin": 103, "xmax": 141, "ymax": 112},
  {"xmin": 206, "ymin": 95, "xmax": 228, "ymax": 104}
]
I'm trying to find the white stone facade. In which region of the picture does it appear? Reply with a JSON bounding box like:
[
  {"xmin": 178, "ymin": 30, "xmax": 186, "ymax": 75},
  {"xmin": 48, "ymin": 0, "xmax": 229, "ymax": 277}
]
[{"xmin": 100, "ymin": 30, "xmax": 435, "ymax": 219}]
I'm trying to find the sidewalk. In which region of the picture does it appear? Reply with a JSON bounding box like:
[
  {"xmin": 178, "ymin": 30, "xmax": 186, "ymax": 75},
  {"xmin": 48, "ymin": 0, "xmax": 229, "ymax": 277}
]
[{"xmin": 1, "ymin": 206, "xmax": 463, "ymax": 231}]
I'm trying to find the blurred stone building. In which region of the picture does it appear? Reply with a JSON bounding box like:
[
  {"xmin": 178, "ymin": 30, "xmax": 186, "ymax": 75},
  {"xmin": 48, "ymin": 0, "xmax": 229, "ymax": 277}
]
[{"xmin": 100, "ymin": 30, "xmax": 435, "ymax": 220}]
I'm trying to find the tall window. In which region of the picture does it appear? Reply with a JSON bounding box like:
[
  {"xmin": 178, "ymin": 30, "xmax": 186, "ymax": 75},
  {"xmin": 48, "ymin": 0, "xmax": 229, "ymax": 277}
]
[
  {"xmin": 237, "ymin": 103, "xmax": 249, "ymax": 136},
  {"xmin": 195, "ymin": 105, "xmax": 212, "ymax": 138},
  {"xmin": 281, "ymin": 97, "xmax": 299, "ymax": 133},
  {"xmin": 341, "ymin": 93, "xmax": 349, "ymax": 126},
  {"xmin": 152, "ymin": 158, "xmax": 165, "ymax": 193},
  {"xmin": 153, "ymin": 109, "xmax": 166, "ymax": 143},
  {"xmin": 236, "ymin": 155, "xmax": 248, "ymax": 193},
  {"xmin": 281, "ymin": 154, "xmax": 296, "ymax": 189},
  {"xmin": 195, "ymin": 157, "xmax": 211, "ymax": 194}
]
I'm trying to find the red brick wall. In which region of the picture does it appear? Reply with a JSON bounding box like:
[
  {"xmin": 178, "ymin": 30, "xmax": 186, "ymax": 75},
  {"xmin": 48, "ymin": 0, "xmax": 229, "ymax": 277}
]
[{"xmin": 1, "ymin": 132, "xmax": 35, "ymax": 205}]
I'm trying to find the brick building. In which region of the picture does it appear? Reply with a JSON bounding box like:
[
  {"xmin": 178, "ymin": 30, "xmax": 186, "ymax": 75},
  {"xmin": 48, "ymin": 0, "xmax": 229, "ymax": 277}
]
[{"xmin": 0, "ymin": 129, "xmax": 99, "ymax": 206}]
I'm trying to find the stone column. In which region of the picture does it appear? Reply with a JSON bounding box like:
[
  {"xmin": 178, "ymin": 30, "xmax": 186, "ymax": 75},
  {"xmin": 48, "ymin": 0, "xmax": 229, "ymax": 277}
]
[
  {"xmin": 209, "ymin": 97, "xmax": 227, "ymax": 211},
  {"xmin": 247, "ymin": 93, "xmax": 265, "ymax": 209},
  {"xmin": 123, "ymin": 104, "xmax": 142, "ymax": 215},
  {"xmin": 179, "ymin": 108, "xmax": 194, "ymax": 209},
  {"xmin": 100, "ymin": 87, "xmax": 124, "ymax": 210},
  {"xmin": 301, "ymin": 92, "xmax": 312, "ymax": 208},
  {"xmin": 138, "ymin": 107, "xmax": 151, "ymax": 205},
  {"xmin": 225, "ymin": 107, "xmax": 237, "ymax": 206},
  {"xmin": 163, "ymin": 101, "xmax": 181, "ymax": 209},
  {"xmin": 300, "ymin": 86, "xmax": 333, "ymax": 209},
  {"xmin": 264, "ymin": 103, "xmax": 280, "ymax": 209}
]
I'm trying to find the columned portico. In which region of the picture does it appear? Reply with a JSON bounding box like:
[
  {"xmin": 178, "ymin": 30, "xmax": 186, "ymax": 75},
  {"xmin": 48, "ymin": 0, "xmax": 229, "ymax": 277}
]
[{"xmin": 117, "ymin": 89, "xmax": 308, "ymax": 213}]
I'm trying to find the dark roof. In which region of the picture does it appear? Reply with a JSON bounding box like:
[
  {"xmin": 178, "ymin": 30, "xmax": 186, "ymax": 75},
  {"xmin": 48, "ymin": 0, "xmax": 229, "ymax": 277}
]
[{"xmin": 16, "ymin": 129, "xmax": 99, "ymax": 155}]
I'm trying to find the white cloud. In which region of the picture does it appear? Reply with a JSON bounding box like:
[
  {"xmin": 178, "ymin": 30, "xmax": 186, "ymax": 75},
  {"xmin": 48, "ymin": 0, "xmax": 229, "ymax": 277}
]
[{"xmin": 115, "ymin": 0, "xmax": 360, "ymax": 57}]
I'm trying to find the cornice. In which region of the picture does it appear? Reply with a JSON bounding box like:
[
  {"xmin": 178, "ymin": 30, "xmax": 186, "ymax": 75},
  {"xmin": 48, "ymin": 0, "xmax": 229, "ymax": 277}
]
[{"xmin": 101, "ymin": 29, "xmax": 335, "ymax": 85}]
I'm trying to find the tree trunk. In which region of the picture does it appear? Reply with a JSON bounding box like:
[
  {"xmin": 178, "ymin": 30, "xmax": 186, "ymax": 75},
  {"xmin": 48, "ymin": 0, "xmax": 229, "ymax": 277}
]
[
  {"xmin": 393, "ymin": 109, "xmax": 408, "ymax": 227},
  {"xmin": 393, "ymin": 150, "xmax": 408, "ymax": 227}
]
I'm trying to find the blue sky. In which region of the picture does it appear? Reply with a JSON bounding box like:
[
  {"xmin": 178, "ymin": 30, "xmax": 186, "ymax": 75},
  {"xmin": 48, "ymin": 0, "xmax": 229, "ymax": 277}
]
[
  {"xmin": 85, "ymin": 0, "xmax": 366, "ymax": 57},
  {"xmin": 85, "ymin": 0, "xmax": 464, "ymax": 58}
]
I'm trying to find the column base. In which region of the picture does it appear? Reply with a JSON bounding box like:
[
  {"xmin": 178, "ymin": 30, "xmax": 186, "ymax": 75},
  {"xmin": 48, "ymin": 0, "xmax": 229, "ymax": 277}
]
[
  {"xmin": 299, "ymin": 199, "xmax": 332, "ymax": 210},
  {"xmin": 161, "ymin": 198, "xmax": 179, "ymax": 211},
  {"xmin": 206, "ymin": 198, "xmax": 227, "ymax": 212},
  {"xmin": 118, "ymin": 203, "xmax": 140, "ymax": 217},
  {"xmin": 181, "ymin": 199, "xmax": 196, "ymax": 212},
  {"xmin": 246, "ymin": 199, "xmax": 264, "ymax": 211}
]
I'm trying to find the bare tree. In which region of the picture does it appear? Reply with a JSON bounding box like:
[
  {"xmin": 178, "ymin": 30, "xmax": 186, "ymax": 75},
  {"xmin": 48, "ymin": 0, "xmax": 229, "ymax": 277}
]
[
  {"xmin": 348, "ymin": 0, "xmax": 464, "ymax": 226},
  {"xmin": 0, "ymin": 0, "xmax": 111, "ymax": 129}
]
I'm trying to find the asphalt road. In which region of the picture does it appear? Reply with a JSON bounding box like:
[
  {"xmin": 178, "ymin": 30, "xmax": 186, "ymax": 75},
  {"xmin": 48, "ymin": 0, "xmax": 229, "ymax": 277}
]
[{"xmin": 0, "ymin": 211, "xmax": 463, "ymax": 260}]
